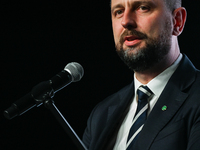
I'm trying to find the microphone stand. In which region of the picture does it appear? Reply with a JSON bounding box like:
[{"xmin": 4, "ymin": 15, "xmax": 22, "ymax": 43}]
[{"xmin": 43, "ymin": 98, "xmax": 88, "ymax": 150}]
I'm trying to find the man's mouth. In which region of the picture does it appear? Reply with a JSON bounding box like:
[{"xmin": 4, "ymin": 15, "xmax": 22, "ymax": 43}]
[
  {"xmin": 124, "ymin": 35, "xmax": 143, "ymax": 46},
  {"xmin": 124, "ymin": 35, "xmax": 142, "ymax": 41}
]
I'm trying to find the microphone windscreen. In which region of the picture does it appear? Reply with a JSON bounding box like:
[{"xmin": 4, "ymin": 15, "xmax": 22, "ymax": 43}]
[{"xmin": 64, "ymin": 62, "xmax": 84, "ymax": 82}]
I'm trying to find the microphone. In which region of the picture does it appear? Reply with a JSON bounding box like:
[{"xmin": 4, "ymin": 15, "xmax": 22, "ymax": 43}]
[{"xmin": 4, "ymin": 62, "xmax": 84, "ymax": 120}]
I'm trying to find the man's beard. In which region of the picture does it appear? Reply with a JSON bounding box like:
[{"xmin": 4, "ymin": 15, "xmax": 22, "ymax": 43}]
[{"xmin": 115, "ymin": 21, "xmax": 172, "ymax": 72}]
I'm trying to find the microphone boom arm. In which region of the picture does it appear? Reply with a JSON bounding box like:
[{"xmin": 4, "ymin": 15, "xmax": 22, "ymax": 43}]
[{"xmin": 4, "ymin": 81, "xmax": 88, "ymax": 150}]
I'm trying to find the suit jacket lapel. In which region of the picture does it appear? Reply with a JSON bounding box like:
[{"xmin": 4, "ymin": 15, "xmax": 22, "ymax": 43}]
[
  {"xmin": 135, "ymin": 84, "xmax": 188, "ymax": 150},
  {"xmin": 107, "ymin": 82, "xmax": 134, "ymax": 121},
  {"xmin": 134, "ymin": 54, "xmax": 197, "ymax": 150}
]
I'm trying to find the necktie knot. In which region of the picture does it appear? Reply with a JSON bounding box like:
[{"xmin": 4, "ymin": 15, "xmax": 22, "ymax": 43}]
[{"xmin": 137, "ymin": 86, "xmax": 153, "ymax": 102}]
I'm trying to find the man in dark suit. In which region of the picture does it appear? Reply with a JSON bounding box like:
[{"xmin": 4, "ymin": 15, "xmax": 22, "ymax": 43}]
[{"xmin": 83, "ymin": 0, "xmax": 200, "ymax": 149}]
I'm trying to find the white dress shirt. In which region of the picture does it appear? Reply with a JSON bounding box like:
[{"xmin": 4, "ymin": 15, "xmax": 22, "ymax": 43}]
[{"xmin": 113, "ymin": 54, "xmax": 183, "ymax": 150}]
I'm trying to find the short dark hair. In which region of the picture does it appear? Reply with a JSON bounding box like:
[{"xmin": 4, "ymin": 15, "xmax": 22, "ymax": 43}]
[{"xmin": 164, "ymin": 0, "xmax": 182, "ymax": 11}]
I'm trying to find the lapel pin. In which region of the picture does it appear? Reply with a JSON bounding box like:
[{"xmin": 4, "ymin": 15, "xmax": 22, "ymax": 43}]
[{"xmin": 162, "ymin": 105, "xmax": 167, "ymax": 111}]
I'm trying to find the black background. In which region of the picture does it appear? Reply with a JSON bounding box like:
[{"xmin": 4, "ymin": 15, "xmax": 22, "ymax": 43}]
[{"xmin": 1, "ymin": 1, "xmax": 199, "ymax": 149}]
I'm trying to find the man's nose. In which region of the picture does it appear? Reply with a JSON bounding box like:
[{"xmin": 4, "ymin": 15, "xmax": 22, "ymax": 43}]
[{"xmin": 121, "ymin": 10, "xmax": 137, "ymax": 30}]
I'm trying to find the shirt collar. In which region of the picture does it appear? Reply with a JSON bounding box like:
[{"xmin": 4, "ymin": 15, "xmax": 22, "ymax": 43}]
[{"xmin": 134, "ymin": 53, "xmax": 182, "ymax": 97}]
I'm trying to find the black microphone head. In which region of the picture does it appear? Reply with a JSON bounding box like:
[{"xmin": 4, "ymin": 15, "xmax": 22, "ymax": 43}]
[{"xmin": 64, "ymin": 62, "xmax": 84, "ymax": 82}]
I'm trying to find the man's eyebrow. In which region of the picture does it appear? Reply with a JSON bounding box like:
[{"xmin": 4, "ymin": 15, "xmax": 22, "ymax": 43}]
[
  {"xmin": 111, "ymin": 4, "xmax": 124, "ymax": 14},
  {"xmin": 111, "ymin": 1, "xmax": 156, "ymax": 13}
]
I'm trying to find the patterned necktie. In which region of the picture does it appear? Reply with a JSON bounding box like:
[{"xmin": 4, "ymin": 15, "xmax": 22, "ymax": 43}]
[{"xmin": 126, "ymin": 85, "xmax": 153, "ymax": 149}]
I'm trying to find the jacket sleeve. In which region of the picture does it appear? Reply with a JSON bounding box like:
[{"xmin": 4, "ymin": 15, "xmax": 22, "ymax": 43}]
[
  {"xmin": 82, "ymin": 107, "xmax": 94, "ymax": 149},
  {"xmin": 82, "ymin": 104, "xmax": 101, "ymax": 149}
]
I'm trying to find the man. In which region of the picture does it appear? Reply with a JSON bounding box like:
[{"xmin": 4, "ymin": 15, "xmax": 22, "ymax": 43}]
[{"xmin": 82, "ymin": 0, "xmax": 200, "ymax": 149}]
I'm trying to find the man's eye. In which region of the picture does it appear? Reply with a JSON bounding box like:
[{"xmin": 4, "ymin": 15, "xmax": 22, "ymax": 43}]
[
  {"xmin": 138, "ymin": 5, "xmax": 150, "ymax": 12},
  {"xmin": 115, "ymin": 10, "xmax": 123, "ymax": 16}
]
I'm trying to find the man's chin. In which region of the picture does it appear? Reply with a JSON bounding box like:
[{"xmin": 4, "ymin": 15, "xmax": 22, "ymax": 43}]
[{"xmin": 122, "ymin": 45, "xmax": 146, "ymax": 56}]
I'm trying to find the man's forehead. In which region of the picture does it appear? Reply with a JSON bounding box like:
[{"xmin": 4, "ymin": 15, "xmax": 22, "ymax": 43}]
[{"xmin": 111, "ymin": 0, "xmax": 159, "ymax": 6}]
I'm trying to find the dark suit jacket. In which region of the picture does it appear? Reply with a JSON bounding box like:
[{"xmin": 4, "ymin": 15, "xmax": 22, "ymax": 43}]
[{"xmin": 82, "ymin": 54, "xmax": 200, "ymax": 150}]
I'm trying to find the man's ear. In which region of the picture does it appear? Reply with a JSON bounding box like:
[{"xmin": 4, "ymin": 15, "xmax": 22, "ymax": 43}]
[{"xmin": 172, "ymin": 7, "xmax": 187, "ymax": 36}]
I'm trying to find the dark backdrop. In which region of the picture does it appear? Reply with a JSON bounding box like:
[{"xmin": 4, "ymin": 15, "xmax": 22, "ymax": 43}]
[{"xmin": 1, "ymin": 1, "xmax": 199, "ymax": 149}]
